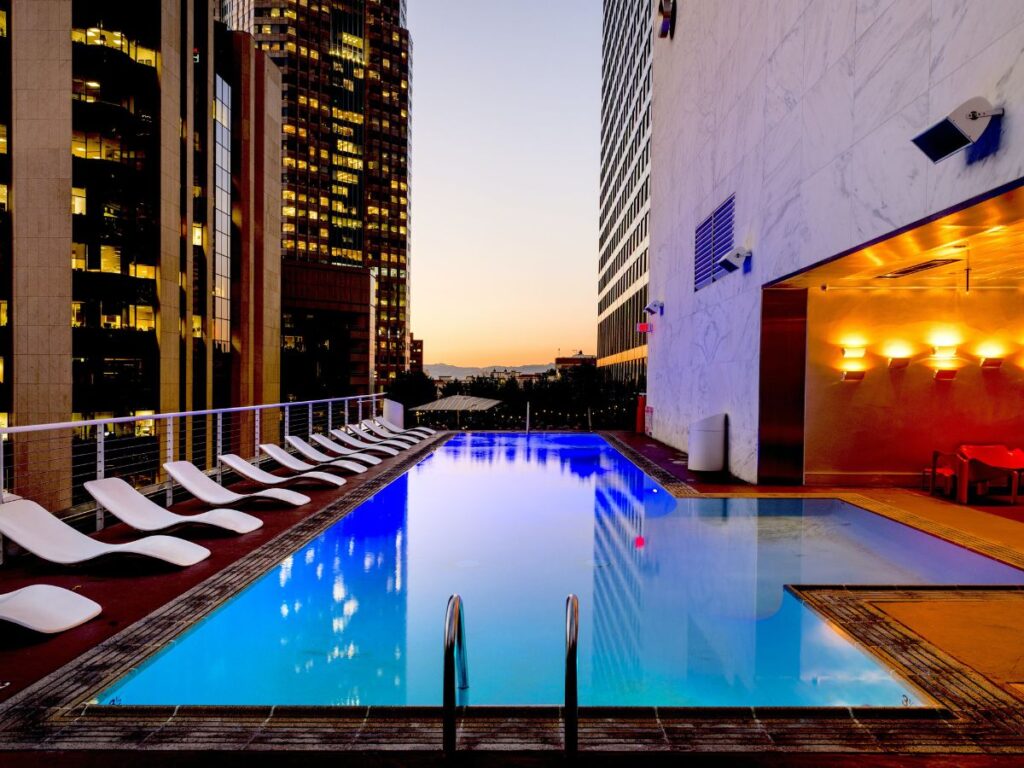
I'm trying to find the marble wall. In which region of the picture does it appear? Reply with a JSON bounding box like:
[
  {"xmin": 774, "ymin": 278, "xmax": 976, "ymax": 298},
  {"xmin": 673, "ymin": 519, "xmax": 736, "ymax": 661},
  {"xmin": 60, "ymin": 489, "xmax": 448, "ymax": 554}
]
[{"xmin": 649, "ymin": 0, "xmax": 1024, "ymax": 482}]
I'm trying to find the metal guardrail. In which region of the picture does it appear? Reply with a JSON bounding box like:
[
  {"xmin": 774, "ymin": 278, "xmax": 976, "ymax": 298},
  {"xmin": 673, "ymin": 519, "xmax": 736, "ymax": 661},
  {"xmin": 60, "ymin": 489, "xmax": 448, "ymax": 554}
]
[
  {"xmin": 443, "ymin": 593, "xmax": 469, "ymax": 755},
  {"xmin": 565, "ymin": 593, "xmax": 579, "ymax": 753},
  {"xmin": 0, "ymin": 393, "xmax": 384, "ymax": 527}
]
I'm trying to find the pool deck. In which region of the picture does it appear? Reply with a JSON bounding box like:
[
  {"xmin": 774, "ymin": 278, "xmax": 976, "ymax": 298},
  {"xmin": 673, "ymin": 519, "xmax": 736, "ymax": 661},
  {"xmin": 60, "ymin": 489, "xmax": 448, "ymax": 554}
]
[{"xmin": 2, "ymin": 429, "xmax": 1024, "ymax": 764}]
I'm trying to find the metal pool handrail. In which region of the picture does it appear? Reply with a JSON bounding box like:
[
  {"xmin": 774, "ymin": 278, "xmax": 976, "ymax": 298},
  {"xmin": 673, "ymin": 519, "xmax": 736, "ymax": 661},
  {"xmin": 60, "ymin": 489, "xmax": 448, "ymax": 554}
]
[
  {"xmin": 443, "ymin": 593, "xmax": 469, "ymax": 755},
  {"xmin": 565, "ymin": 593, "xmax": 579, "ymax": 753}
]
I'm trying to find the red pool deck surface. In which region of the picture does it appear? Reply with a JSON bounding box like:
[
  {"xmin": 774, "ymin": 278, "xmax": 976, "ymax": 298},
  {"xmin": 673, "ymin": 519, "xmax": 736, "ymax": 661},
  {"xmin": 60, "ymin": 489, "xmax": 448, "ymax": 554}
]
[{"xmin": 0, "ymin": 457, "xmax": 403, "ymax": 705}]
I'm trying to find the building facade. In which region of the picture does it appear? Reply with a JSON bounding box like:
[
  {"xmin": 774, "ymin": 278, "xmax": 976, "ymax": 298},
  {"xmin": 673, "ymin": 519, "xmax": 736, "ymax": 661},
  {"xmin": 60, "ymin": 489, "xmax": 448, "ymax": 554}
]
[
  {"xmin": 648, "ymin": 1, "xmax": 1024, "ymax": 485},
  {"xmin": 222, "ymin": 0, "xmax": 411, "ymax": 395},
  {"xmin": 597, "ymin": 0, "xmax": 651, "ymax": 383},
  {"xmin": 0, "ymin": 0, "xmax": 281, "ymax": 508}
]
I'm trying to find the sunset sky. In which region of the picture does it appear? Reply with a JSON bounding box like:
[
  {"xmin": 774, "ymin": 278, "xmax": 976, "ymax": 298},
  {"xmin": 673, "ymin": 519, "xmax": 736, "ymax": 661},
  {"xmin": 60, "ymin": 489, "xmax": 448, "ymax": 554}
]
[{"xmin": 406, "ymin": 1, "xmax": 601, "ymax": 367}]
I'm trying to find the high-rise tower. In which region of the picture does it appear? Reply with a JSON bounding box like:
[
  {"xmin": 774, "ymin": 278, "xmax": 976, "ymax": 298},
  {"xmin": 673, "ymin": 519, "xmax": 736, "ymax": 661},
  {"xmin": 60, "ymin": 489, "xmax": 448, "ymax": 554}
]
[
  {"xmin": 597, "ymin": 0, "xmax": 650, "ymax": 383},
  {"xmin": 222, "ymin": 0, "xmax": 411, "ymax": 394}
]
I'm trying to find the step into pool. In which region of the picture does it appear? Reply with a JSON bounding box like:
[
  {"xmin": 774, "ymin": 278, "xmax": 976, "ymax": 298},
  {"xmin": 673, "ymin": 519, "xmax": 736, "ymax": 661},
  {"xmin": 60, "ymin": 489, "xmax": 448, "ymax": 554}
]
[{"xmin": 97, "ymin": 433, "xmax": 1024, "ymax": 708}]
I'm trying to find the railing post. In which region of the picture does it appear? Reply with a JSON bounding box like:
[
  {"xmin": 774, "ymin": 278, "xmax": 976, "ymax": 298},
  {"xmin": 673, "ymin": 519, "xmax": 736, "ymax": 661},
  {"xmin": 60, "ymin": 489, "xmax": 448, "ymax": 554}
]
[
  {"xmin": 95, "ymin": 424, "xmax": 106, "ymax": 530},
  {"xmin": 358, "ymin": 398, "xmax": 363, "ymax": 423},
  {"xmin": 344, "ymin": 399, "xmax": 349, "ymax": 426},
  {"xmin": 284, "ymin": 404, "xmax": 290, "ymax": 438},
  {"xmin": 165, "ymin": 416, "xmax": 174, "ymax": 506},
  {"xmin": 308, "ymin": 402, "xmax": 313, "ymax": 439},
  {"xmin": 327, "ymin": 400, "xmax": 333, "ymax": 434},
  {"xmin": 254, "ymin": 408, "xmax": 261, "ymax": 462},
  {"xmin": 216, "ymin": 412, "xmax": 223, "ymax": 483}
]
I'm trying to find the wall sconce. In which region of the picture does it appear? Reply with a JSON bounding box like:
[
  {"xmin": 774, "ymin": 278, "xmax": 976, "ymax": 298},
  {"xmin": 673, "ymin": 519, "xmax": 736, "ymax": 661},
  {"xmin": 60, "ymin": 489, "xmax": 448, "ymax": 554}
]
[
  {"xmin": 841, "ymin": 369, "xmax": 865, "ymax": 382},
  {"xmin": 888, "ymin": 357, "xmax": 911, "ymax": 370},
  {"xmin": 932, "ymin": 345, "xmax": 958, "ymax": 359},
  {"xmin": 841, "ymin": 347, "xmax": 866, "ymax": 359},
  {"xmin": 980, "ymin": 357, "xmax": 1004, "ymax": 370},
  {"xmin": 934, "ymin": 368, "xmax": 958, "ymax": 381}
]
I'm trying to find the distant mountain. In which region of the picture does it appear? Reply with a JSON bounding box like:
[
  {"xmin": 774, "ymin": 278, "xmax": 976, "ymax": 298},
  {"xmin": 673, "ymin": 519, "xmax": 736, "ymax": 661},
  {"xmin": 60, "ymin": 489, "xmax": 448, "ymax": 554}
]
[{"xmin": 425, "ymin": 363, "xmax": 554, "ymax": 380}]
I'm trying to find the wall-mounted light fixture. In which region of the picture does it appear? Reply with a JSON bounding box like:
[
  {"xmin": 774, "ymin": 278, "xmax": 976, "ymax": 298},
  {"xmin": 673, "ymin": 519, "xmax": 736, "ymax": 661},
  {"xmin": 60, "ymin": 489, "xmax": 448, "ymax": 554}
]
[
  {"xmin": 980, "ymin": 357, "xmax": 1004, "ymax": 370},
  {"xmin": 912, "ymin": 96, "xmax": 1005, "ymax": 163},
  {"xmin": 932, "ymin": 345, "xmax": 958, "ymax": 360},
  {"xmin": 643, "ymin": 300, "xmax": 664, "ymax": 316},
  {"xmin": 841, "ymin": 369, "xmax": 866, "ymax": 382},
  {"xmin": 934, "ymin": 368, "xmax": 958, "ymax": 381},
  {"xmin": 657, "ymin": 0, "xmax": 676, "ymax": 39},
  {"xmin": 888, "ymin": 357, "xmax": 911, "ymax": 370},
  {"xmin": 841, "ymin": 346, "xmax": 865, "ymax": 359}
]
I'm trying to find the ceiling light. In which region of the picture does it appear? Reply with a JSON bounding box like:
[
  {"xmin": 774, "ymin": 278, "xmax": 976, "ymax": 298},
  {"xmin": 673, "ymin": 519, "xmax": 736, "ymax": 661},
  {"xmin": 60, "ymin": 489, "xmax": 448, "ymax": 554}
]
[{"xmin": 876, "ymin": 259, "xmax": 961, "ymax": 279}]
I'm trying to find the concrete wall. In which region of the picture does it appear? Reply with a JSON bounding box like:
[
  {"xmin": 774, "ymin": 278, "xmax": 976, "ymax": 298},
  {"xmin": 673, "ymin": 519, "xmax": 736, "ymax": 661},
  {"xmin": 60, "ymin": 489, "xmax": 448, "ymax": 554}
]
[
  {"xmin": 803, "ymin": 289, "xmax": 1024, "ymax": 486},
  {"xmin": 10, "ymin": 0, "xmax": 73, "ymax": 509},
  {"xmin": 649, "ymin": 0, "xmax": 1024, "ymax": 481}
]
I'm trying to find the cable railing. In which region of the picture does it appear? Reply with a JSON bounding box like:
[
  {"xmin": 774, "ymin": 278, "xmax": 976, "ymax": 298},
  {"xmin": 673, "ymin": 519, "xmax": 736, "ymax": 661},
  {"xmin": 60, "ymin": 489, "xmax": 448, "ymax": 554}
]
[
  {"xmin": 442, "ymin": 593, "xmax": 469, "ymax": 756},
  {"xmin": 0, "ymin": 393, "xmax": 385, "ymax": 531}
]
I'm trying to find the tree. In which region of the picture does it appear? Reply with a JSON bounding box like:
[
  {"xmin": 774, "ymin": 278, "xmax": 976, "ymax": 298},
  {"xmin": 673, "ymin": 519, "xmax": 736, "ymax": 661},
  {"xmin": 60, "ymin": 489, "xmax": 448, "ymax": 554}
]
[{"xmin": 386, "ymin": 371, "xmax": 436, "ymax": 409}]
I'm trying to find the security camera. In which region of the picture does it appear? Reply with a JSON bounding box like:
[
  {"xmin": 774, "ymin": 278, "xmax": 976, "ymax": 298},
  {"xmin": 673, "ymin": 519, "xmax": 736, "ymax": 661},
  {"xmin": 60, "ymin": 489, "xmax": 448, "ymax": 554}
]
[
  {"xmin": 715, "ymin": 248, "xmax": 750, "ymax": 273},
  {"xmin": 912, "ymin": 96, "xmax": 1004, "ymax": 163},
  {"xmin": 643, "ymin": 300, "xmax": 664, "ymax": 316}
]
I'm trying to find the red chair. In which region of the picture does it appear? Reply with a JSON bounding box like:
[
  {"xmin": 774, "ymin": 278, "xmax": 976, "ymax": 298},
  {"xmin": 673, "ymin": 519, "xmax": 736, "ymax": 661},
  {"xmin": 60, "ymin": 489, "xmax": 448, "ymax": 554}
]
[{"xmin": 954, "ymin": 445, "xmax": 1024, "ymax": 505}]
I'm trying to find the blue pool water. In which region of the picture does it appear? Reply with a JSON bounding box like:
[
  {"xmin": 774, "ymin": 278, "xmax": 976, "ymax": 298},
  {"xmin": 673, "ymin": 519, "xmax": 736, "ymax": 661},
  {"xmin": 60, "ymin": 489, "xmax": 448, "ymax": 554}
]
[{"xmin": 98, "ymin": 433, "xmax": 1024, "ymax": 708}]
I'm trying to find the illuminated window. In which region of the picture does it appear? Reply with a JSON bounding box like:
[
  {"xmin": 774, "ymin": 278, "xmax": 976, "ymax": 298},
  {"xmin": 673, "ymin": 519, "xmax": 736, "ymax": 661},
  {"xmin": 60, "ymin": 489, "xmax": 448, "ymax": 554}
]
[
  {"xmin": 71, "ymin": 302, "xmax": 85, "ymax": 327},
  {"xmin": 100, "ymin": 245, "xmax": 121, "ymax": 273},
  {"xmin": 130, "ymin": 263, "xmax": 156, "ymax": 279},
  {"xmin": 0, "ymin": 183, "xmax": 7, "ymax": 212},
  {"xmin": 71, "ymin": 242, "xmax": 87, "ymax": 270},
  {"xmin": 72, "ymin": 187, "xmax": 86, "ymax": 215},
  {"xmin": 132, "ymin": 305, "xmax": 155, "ymax": 331},
  {"xmin": 0, "ymin": 11, "xmax": 6, "ymax": 37},
  {"xmin": 192, "ymin": 223, "xmax": 203, "ymax": 246},
  {"xmin": 0, "ymin": 125, "xmax": 7, "ymax": 154},
  {"xmin": 0, "ymin": 300, "xmax": 7, "ymax": 326}
]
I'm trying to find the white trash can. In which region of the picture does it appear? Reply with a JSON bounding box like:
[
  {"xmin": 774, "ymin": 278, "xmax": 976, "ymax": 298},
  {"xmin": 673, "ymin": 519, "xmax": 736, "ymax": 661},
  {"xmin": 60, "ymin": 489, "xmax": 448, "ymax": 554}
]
[{"xmin": 688, "ymin": 413, "xmax": 726, "ymax": 472}]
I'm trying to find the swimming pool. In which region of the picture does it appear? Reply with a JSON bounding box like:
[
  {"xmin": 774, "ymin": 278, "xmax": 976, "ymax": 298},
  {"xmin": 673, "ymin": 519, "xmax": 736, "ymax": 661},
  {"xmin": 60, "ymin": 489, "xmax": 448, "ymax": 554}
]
[{"xmin": 97, "ymin": 432, "xmax": 1024, "ymax": 708}]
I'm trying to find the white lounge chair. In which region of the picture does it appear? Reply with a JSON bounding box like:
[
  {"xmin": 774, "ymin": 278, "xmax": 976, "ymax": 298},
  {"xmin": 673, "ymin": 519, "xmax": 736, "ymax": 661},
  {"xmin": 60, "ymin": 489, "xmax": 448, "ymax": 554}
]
[
  {"xmin": 219, "ymin": 453, "xmax": 346, "ymax": 489},
  {"xmin": 309, "ymin": 433, "xmax": 382, "ymax": 465},
  {"xmin": 378, "ymin": 417, "xmax": 436, "ymax": 437},
  {"xmin": 0, "ymin": 585, "xmax": 102, "ymax": 633},
  {"xmin": 330, "ymin": 429, "xmax": 401, "ymax": 456},
  {"xmin": 361, "ymin": 420, "xmax": 422, "ymax": 444},
  {"xmin": 164, "ymin": 461, "xmax": 310, "ymax": 508},
  {"xmin": 0, "ymin": 500, "xmax": 210, "ymax": 567},
  {"xmin": 85, "ymin": 477, "xmax": 263, "ymax": 535},
  {"xmin": 285, "ymin": 436, "xmax": 369, "ymax": 474},
  {"xmin": 260, "ymin": 443, "xmax": 364, "ymax": 477},
  {"xmin": 352, "ymin": 421, "xmax": 418, "ymax": 447}
]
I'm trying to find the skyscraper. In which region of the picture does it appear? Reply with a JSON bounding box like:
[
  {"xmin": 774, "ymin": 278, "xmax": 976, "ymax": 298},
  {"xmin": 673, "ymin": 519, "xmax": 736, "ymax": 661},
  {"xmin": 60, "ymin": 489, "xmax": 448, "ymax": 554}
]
[
  {"xmin": 0, "ymin": 0, "xmax": 281, "ymax": 508},
  {"xmin": 222, "ymin": 0, "xmax": 411, "ymax": 395},
  {"xmin": 597, "ymin": 0, "xmax": 651, "ymax": 383}
]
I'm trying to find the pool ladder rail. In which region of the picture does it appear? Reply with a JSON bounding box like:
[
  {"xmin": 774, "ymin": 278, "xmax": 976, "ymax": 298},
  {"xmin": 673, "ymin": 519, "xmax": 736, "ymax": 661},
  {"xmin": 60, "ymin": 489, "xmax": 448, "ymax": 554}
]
[{"xmin": 441, "ymin": 593, "xmax": 580, "ymax": 756}]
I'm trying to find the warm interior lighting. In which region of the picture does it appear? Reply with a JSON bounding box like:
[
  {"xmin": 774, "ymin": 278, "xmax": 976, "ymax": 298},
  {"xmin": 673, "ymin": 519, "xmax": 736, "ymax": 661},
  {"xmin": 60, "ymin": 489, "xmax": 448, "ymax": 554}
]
[
  {"xmin": 976, "ymin": 341, "xmax": 1006, "ymax": 359},
  {"xmin": 932, "ymin": 345, "xmax": 958, "ymax": 359},
  {"xmin": 841, "ymin": 369, "xmax": 865, "ymax": 382},
  {"xmin": 841, "ymin": 346, "xmax": 865, "ymax": 359},
  {"xmin": 980, "ymin": 357, "xmax": 1004, "ymax": 369},
  {"xmin": 934, "ymin": 368, "xmax": 958, "ymax": 381},
  {"xmin": 888, "ymin": 357, "xmax": 911, "ymax": 369}
]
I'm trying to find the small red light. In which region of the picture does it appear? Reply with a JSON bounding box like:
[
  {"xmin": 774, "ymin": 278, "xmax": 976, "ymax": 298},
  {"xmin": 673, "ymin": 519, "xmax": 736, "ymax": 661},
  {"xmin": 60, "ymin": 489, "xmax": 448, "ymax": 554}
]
[
  {"xmin": 637, "ymin": 322, "xmax": 652, "ymax": 333},
  {"xmin": 634, "ymin": 536, "xmax": 645, "ymax": 549}
]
